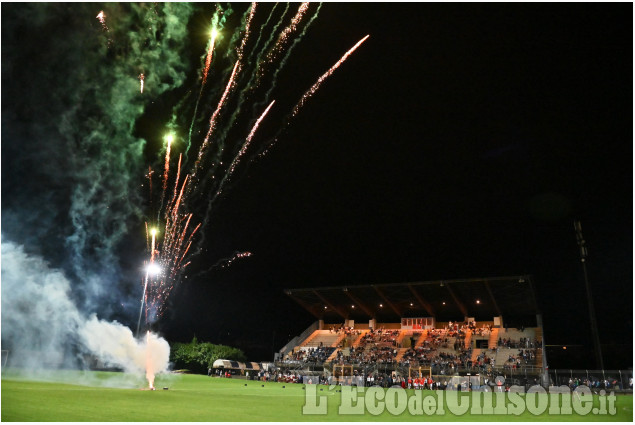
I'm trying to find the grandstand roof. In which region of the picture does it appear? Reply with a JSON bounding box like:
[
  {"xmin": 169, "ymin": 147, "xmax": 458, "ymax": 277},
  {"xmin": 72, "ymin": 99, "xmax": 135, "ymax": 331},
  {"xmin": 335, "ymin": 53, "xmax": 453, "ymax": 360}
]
[{"xmin": 285, "ymin": 275, "xmax": 539, "ymax": 323}]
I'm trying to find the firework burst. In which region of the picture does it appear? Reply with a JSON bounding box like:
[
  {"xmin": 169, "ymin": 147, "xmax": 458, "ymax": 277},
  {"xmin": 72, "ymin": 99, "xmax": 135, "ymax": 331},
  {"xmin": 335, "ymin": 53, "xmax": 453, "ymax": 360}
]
[{"xmin": 130, "ymin": 3, "xmax": 369, "ymax": 326}]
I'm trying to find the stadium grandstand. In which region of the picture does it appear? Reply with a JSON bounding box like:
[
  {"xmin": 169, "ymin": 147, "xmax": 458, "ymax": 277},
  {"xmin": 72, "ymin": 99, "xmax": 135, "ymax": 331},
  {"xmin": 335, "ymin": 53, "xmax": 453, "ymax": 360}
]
[{"xmin": 276, "ymin": 275, "xmax": 550, "ymax": 389}]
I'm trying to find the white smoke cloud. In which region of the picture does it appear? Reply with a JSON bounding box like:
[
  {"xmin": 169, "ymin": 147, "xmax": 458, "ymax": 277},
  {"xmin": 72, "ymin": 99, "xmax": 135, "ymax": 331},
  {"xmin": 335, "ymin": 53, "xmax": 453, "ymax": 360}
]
[
  {"xmin": 79, "ymin": 316, "xmax": 170, "ymax": 388},
  {"xmin": 1, "ymin": 240, "xmax": 170, "ymax": 387},
  {"xmin": 1, "ymin": 240, "xmax": 82, "ymax": 370}
]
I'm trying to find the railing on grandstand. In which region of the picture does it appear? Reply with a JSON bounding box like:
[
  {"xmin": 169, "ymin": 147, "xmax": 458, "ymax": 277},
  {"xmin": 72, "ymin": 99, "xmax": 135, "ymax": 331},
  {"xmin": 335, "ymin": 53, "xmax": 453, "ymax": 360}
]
[
  {"xmin": 275, "ymin": 361, "xmax": 632, "ymax": 392},
  {"xmin": 278, "ymin": 357, "xmax": 543, "ymax": 374},
  {"xmin": 275, "ymin": 360, "xmax": 544, "ymax": 376},
  {"xmin": 549, "ymin": 369, "xmax": 633, "ymax": 392}
]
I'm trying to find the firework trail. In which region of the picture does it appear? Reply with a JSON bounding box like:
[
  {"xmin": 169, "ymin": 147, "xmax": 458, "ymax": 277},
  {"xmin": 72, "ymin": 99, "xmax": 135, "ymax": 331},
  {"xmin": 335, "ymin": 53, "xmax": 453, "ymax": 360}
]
[
  {"xmin": 184, "ymin": 5, "xmax": 232, "ymax": 159},
  {"xmin": 144, "ymin": 221, "xmax": 150, "ymax": 251},
  {"xmin": 191, "ymin": 4, "xmax": 257, "ymax": 178},
  {"xmin": 162, "ymin": 135, "xmax": 173, "ymax": 193},
  {"xmin": 202, "ymin": 30, "xmax": 218, "ymax": 86},
  {"xmin": 172, "ymin": 153, "xmax": 182, "ymax": 202},
  {"xmin": 258, "ymin": 35, "xmax": 370, "ymax": 159},
  {"xmin": 261, "ymin": 3, "xmax": 322, "ymax": 107},
  {"xmin": 96, "ymin": 10, "xmax": 108, "ymax": 31},
  {"xmin": 186, "ymin": 3, "xmax": 256, "ymax": 174},
  {"xmin": 197, "ymin": 3, "xmax": 258, "ymax": 182},
  {"xmin": 190, "ymin": 60, "xmax": 240, "ymax": 182},
  {"xmin": 292, "ymin": 35, "xmax": 370, "ymax": 117},
  {"xmin": 150, "ymin": 228, "xmax": 157, "ymax": 263},
  {"xmin": 246, "ymin": 3, "xmax": 280, "ymax": 66},
  {"xmin": 195, "ymin": 100, "xmax": 276, "ymax": 240},
  {"xmin": 253, "ymin": 3, "xmax": 290, "ymax": 69},
  {"xmin": 155, "ymin": 135, "xmax": 173, "ymax": 223},
  {"xmin": 236, "ymin": 3, "xmax": 257, "ymax": 62},
  {"xmin": 216, "ymin": 100, "xmax": 276, "ymax": 198},
  {"xmin": 185, "ymin": 28, "xmax": 217, "ymax": 160},
  {"xmin": 266, "ymin": 3, "xmax": 309, "ymax": 64},
  {"xmin": 139, "ymin": 73, "xmax": 145, "ymax": 93},
  {"xmin": 211, "ymin": 3, "xmax": 313, "ymax": 159},
  {"xmin": 256, "ymin": 3, "xmax": 309, "ymax": 83},
  {"xmin": 212, "ymin": 251, "xmax": 253, "ymax": 270}
]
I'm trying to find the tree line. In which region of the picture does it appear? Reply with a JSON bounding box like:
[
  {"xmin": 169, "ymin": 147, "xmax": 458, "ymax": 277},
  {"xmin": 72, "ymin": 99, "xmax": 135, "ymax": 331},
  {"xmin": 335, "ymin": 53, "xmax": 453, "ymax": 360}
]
[{"xmin": 170, "ymin": 337, "xmax": 247, "ymax": 374}]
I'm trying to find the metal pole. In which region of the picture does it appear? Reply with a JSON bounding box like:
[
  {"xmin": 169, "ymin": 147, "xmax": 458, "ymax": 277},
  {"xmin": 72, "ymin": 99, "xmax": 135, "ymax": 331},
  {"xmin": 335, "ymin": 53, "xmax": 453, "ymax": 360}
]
[
  {"xmin": 135, "ymin": 272, "xmax": 149, "ymax": 338},
  {"xmin": 536, "ymin": 314, "xmax": 549, "ymax": 386},
  {"xmin": 574, "ymin": 220, "xmax": 604, "ymax": 370}
]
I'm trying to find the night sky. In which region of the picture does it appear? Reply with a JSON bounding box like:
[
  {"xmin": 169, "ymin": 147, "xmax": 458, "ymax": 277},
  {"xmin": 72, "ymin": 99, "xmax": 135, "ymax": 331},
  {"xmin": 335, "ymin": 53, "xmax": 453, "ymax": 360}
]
[{"xmin": 2, "ymin": 4, "xmax": 632, "ymax": 368}]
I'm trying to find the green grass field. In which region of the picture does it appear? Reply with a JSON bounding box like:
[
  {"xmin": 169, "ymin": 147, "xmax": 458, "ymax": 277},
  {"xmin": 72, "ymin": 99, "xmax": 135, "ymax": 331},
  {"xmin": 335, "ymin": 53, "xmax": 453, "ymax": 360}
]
[{"xmin": 2, "ymin": 370, "xmax": 632, "ymax": 421}]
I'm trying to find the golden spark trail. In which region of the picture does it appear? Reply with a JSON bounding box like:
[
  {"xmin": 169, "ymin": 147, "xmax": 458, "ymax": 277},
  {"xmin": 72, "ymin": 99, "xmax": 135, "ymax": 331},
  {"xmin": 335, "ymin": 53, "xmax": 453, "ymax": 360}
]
[
  {"xmin": 187, "ymin": 27, "xmax": 218, "ymax": 158},
  {"xmin": 162, "ymin": 135, "xmax": 173, "ymax": 193},
  {"xmin": 145, "ymin": 222, "xmax": 150, "ymax": 251},
  {"xmin": 247, "ymin": 2, "xmax": 280, "ymax": 66},
  {"xmin": 237, "ymin": 3, "xmax": 257, "ymax": 61},
  {"xmin": 139, "ymin": 73, "xmax": 145, "ymax": 93},
  {"xmin": 207, "ymin": 100, "xmax": 275, "ymax": 206},
  {"xmin": 190, "ymin": 4, "xmax": 256, "ymax": 182},
  {"xmin": 176, "ymin": 240, "xmax": 193, "ymax": 271},
  {"xmin": 192, "ymin": 61, "xmax": 240, "ymax": 179},
  {"xmin": 174, "ymin": 222, "xmax": 201, "ymax": 272},
  {"xmin": 246, "ymin": 100, "xmax": 275, "ymax": 143},
  {"xmin": 150, "ymin": 229, "xmax": 157, "ymax": 263},
  {"xmin": 202, "ymin": 30, "xmax": 218, "ymax": 85},
  {"xmin": 172, "ymin": 153, "xmax": 182, "ymax": 205},
  {"xmin": 204, "ymin": 60, "xmax": 240, "ymax": 139},
  {"xmin": 256, "ymin": 3, "xmax": 309, "ymax": 83},
  {"xmin": 156, "ymin": 135, "xmax": 173, "ymax": 222},
  {"xmin": 184, "ymin": 223, "xmax": 201, "ymax": 248},
  {"xmin": 177, "ymin": 214, "xmax": 193, "ymax": 248},
  {"xmin": 292, "ymin": 35, "xmax": 370, "ymax": 117},
  {"xmin": 96, "ymin": 10, "xmax": 108, "ymax": 31},
  {"xmin": 173, "ymin": 175, "xmax": 188, "ymax": 218},
  {"xmin": 275, "ymin": 3, "xmax": 309, "ymax": 50},
  {"xmin": 228, "ymin": 100, "xmax": 275, "ymax": 179},
  {"xmin": 267, "ymin": 3, "xmax": 309, "ymax": 63},
  {"xmin": 164, "ymin": 213, "xmax": 192, "ymax": 263}
]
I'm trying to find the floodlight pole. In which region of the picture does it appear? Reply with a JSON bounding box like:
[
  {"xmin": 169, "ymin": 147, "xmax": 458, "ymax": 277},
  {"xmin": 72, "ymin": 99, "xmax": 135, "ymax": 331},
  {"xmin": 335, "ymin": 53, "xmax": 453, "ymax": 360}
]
[{"xmin": 574, "ymin": 220, "xmax": 604, "ymax": 370}]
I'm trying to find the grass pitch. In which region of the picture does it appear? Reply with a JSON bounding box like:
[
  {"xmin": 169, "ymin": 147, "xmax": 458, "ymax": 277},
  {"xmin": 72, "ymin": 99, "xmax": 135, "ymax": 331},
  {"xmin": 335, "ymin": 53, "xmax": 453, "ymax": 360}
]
[{"xmin": 2, "ymin": 370, "xmax": 632, "ymax": 421}]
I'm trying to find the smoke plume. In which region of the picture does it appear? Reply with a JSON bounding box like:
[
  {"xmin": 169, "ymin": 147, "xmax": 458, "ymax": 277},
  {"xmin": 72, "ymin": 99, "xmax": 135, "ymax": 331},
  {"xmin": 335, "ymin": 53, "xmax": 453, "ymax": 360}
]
[{"xmin": 1, "ymin": 241, "xmax": 170, "ymax": 387}]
